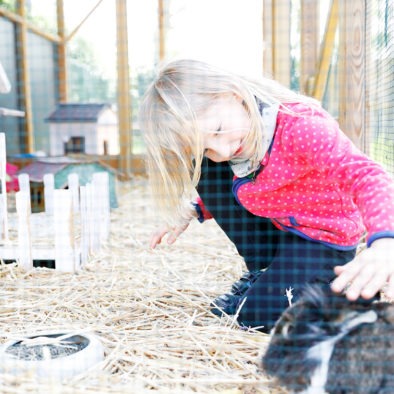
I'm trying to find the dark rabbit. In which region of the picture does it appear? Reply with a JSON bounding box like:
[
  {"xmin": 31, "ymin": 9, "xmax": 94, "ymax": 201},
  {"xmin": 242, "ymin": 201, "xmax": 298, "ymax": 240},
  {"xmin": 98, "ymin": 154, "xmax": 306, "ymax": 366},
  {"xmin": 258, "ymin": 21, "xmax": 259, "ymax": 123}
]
[{"xmin": 262, "ymin": 284, "xmax": 394, "ymax": 393}]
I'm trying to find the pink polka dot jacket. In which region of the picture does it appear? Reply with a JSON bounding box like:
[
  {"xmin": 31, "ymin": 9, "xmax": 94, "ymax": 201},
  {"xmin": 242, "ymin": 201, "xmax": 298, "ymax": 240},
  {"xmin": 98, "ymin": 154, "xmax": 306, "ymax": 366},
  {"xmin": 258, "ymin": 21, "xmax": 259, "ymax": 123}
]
[{"xmin": 196, "ymin": 103, "xmax": 394, "ymax": 250}]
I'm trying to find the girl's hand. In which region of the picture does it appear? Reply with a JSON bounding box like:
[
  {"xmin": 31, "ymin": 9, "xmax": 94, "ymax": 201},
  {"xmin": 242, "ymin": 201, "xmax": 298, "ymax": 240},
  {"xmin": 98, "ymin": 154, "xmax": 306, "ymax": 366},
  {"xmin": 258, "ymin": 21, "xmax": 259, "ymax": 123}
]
[
  {"xmin": 331, "ymin": 238, "xmax": 394, "ymax": 301},
  {"xmin": 150, "ymin": 222, "xmax": 190, "ymax": 249},
  {"xmin": 149, "ymin": 202, "xmax": 198, "ymax": 249}
]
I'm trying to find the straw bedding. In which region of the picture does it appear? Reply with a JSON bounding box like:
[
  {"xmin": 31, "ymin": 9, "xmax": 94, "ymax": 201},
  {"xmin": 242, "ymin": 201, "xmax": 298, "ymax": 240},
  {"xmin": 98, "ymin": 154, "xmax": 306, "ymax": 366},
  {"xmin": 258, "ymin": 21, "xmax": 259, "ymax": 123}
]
[{"xmin": 0, "ymin": 179, "xmax": 287, "ymax": 394}]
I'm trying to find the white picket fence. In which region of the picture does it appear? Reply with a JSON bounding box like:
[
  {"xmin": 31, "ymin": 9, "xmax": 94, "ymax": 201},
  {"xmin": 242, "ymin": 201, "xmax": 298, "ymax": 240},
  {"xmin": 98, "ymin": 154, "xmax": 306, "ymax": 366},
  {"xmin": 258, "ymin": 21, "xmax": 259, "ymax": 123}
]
[{"xmin": 0, "ymin": 133, "xmax": 111, "ymax": 272}]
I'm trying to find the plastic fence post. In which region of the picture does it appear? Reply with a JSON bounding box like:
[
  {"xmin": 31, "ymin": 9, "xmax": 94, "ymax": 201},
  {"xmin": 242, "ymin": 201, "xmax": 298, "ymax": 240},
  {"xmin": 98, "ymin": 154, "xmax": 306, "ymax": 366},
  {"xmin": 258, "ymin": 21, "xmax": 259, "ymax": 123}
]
[
  {"xmin": 15, "ymin": 191, "xmax": 32, "ymax": 271},
  {"xmin": 17, "ymin": 173, "xmax": 31, "ymax": 213},
  {"xmin": 88, "ymin": 182, "xmax": 100, "ymax": 254},
  {"xmin": 43, "ymin": 173, "xmax": 55, "ymax": 215},
  {"xmin": 68, "ymin": 173, "xmax": 79, "ymax": 213},
  {"xmin": 92, "ymin": 172, "xmax": 110, "ymax": 242},
  {"xmin": 79, "ymin": 185, "xmax": 89, "ymax": 267},
  {"xmin": 54, "ymin": 189, "xmax": 75, "ymax": 272}
]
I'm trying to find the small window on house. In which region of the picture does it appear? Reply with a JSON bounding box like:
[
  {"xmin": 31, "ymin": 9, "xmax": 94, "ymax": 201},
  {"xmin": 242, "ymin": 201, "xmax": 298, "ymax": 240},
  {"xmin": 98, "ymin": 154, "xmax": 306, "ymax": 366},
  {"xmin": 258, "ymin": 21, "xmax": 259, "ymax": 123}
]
[{"xmin": 64, "ymin": 137, "xmax": 85, "ymax": 154}]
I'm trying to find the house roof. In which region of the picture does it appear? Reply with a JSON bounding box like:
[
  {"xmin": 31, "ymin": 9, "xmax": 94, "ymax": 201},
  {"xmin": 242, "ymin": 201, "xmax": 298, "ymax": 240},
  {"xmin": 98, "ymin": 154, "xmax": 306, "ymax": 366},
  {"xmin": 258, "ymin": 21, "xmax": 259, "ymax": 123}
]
[
  {"xmin": 46, "ymin": 103, "xmax": 112, "ymax": 123},
  {"xmin": 18, "ymin": 157, "xmax": 118, "ymax": 208},
  {"xmin": 18, "ymin": 161, "xmax": 69, "ymax": 183},
  {"xmin": 18, "ymin": 156, "xmax": 115, "ymax": 181}
]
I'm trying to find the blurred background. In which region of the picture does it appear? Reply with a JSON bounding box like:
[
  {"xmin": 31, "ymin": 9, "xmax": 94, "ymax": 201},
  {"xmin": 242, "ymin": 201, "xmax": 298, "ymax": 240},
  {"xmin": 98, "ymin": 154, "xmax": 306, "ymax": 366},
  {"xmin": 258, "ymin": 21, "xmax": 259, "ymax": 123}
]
[{"xmin": 0, "ymin": 0, "xmax": 393, "ymax": 179}]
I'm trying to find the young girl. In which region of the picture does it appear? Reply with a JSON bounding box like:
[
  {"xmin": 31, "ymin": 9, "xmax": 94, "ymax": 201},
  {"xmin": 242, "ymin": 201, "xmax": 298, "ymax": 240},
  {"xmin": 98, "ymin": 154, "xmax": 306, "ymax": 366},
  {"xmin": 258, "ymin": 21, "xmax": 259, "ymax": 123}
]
[{"xmin": 139, "ymin": 59, "xmax": 394, "ymax": 332}]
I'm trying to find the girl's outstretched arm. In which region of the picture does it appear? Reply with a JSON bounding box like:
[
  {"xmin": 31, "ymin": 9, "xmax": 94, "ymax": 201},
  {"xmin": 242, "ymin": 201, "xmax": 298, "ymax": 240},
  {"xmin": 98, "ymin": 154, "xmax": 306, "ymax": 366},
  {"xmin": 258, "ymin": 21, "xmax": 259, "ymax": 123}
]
[
  {"xmin": 331, "ymin": 237, "xmax": 394, "ymax": 301},
  {"xmin": 149, "ymin": 203, "xmax": 199, "ymax": 249},
  {"xmin": 150, "ymin": 222, "xmax": 191, "ymax": 249}
]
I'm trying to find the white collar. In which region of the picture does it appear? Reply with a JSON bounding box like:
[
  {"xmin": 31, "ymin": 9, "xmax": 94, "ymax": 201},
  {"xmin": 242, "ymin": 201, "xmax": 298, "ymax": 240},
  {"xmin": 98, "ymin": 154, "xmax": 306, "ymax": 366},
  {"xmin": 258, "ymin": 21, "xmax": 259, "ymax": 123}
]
[{"xmin": 229, "ymin": 103, "xmax": 279, "ymax": 178}]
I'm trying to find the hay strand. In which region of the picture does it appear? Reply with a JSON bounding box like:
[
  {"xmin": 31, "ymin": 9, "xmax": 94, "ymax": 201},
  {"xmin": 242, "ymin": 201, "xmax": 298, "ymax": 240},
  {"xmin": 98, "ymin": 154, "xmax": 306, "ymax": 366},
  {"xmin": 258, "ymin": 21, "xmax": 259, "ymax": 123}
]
[{"xmin": 0, "ymin": 179, "xmax": 286, "ymax": 393}]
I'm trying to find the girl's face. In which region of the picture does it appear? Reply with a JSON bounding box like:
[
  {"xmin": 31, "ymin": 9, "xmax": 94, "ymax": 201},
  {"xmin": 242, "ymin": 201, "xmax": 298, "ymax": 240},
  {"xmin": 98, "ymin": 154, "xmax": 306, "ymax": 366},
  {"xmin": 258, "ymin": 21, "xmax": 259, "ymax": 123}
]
[{"xmin": 196, "ymin": 95, "xmax": 251, "ymax": 162}]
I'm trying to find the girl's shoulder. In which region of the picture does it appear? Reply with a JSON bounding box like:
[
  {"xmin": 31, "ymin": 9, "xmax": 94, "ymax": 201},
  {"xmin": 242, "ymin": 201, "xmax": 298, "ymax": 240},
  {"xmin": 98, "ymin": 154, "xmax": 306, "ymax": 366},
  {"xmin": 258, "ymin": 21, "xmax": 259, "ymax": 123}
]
[
  {"xmin": 278, "ymin": 101, "xmax": 326, "ymax": 116},
  {"xmin": 276, "ymin": 101, "xmax": 337, "ymax": 128}
]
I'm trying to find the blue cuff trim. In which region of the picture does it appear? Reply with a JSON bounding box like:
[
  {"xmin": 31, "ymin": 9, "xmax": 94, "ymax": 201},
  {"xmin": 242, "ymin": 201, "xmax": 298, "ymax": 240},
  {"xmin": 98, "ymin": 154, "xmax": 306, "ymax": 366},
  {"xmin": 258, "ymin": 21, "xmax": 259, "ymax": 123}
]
[
  {"xmin": 192, "ymin": 202, "xmax": 204, "ymax": 223},
  {"xmin": 367, "ymin": 231, "xmax": 394, "ymax": 247}
]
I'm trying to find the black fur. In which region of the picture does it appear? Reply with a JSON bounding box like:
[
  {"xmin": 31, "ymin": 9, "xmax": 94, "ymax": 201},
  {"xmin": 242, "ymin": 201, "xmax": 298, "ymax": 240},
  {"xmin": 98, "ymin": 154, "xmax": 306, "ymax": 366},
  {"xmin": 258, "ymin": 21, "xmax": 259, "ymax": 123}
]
[{"xmin": 262, "ymin": 284, "xmax": 394, "ymax": 393}]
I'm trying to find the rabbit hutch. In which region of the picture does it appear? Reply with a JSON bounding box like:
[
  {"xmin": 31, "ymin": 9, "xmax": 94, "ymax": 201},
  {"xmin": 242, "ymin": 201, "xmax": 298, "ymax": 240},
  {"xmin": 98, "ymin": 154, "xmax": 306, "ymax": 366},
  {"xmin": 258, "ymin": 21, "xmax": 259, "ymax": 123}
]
[
  {"xmin": 0, "ymin": 0, "xmax": 393, "ymax": 393},
  {"xmin": 46, "ymin": 103, "xmax": 120, "ymax": 156}
]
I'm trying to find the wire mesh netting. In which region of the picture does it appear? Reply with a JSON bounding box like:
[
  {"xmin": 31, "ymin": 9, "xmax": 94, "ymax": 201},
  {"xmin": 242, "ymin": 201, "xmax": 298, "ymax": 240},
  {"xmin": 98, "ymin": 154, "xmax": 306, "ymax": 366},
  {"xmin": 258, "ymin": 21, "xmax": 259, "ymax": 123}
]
[
  {"xmin": 366, "ymin": 0, "xmax": 394, "ymax": 176},
  {"xmin": 0, "ymin": 1, "xmax": 394, "ymax": 393}
]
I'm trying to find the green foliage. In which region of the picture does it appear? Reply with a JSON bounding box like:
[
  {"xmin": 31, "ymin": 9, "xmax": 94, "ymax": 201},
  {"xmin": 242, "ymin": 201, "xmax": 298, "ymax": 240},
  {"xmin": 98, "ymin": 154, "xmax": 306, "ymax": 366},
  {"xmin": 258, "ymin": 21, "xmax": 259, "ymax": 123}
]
[
  {"xmin": 0, "ymin": 0, "xmax": 15, "ymax": 11},
  {"xmin": 67, "ymin": 38, "xmax": 116, "ymax": 103},
  {"xmin": 68, "ymin": 38, "xmax": 98, "ymax": 68}
]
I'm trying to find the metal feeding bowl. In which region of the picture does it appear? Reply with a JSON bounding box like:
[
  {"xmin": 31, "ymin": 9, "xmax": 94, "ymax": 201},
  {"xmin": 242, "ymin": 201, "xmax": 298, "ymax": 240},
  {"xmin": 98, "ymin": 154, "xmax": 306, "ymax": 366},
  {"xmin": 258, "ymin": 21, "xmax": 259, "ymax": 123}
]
[{"xmin": 0, "ymin": 331, "xmax": 104, "ymax": 380}]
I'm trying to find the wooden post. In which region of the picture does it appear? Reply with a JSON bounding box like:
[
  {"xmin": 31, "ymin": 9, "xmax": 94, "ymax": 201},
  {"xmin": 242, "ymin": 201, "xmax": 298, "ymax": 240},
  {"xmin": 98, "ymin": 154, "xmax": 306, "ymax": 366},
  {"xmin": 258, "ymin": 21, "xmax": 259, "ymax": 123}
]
[
  {"xmin": 158, "ymin": 0, "xmax": 166, "ymax": 61},
  {"xmin": 15, "ymin": 0, "xmax": 34, "ymax": 153},
  {"xmin": 56, "ymin": 0, "xmax": 68, "ymax": 102},
  {"xmin": 271, "ymin": 0, "xmax": 291, "ymax": 87},
  {"xmin": 338, "ymin": 0, "xmax": 366, "ymax": 148},
  {"xmin": 116, "ymin": 0, "xmax": 132, "ymax": 179},
  {"xmin": 262, "ymin": 0, "xmax": 273, "ymax": 76},
  {"xmin": 300, "ymin": 0, "xmax": 319, "ymax": 95},
  {"xmin": 312, "ymin": 0, "xmax": 339, "ymax": 101}
]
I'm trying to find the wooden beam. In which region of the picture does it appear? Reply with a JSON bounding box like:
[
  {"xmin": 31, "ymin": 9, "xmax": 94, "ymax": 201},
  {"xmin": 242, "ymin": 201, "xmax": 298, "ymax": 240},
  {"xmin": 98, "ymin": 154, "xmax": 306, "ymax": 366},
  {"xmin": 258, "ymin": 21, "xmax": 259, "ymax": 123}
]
[
  {"xmin": 63, "ymin": 0, "xmax": 105, "ymax": 43},
  {"xmin": 272, "ymin": 0, "xmax": 291, "ymax": 87},
  {"xmin": 15, "ymin": 0, "xmax": 34, "ymax": 153},
  {"xmin": 116, "ymin": 0, "xmax": 132, "ymax": 179},
  {"xmin": 262, "ymin": 0, "xmax": 273, "ymax": 76},
  {"xmin": 158, "ymin": 0, "xmax": 166, "ymax": 61},
  {"xmin": 363, "ymin": 1, "xmax": 375, "ymax": 156},
  {"xmin": 0, "ymin": 7, "xmax": 61, "ymax": 42},
  {"xmin": 300, "ymin": 0, "xmax": 319, "ymax": 95},
  {"xmin": 312, "ymin": 0, "xmax": 338, "ymax": 101},
  {"xmin": 338, "ymin": 0, "xmax": 366, "ymax": 148},
  {"xmin": 56, "ymin": 0, "xmax": 67, "ymax": 102}
]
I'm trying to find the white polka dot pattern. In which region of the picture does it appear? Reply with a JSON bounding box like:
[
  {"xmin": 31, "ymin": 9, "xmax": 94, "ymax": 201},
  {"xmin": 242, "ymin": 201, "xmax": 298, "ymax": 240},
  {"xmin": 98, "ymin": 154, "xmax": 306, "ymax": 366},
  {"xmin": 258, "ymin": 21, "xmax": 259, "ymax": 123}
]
[{"xmin": 234, "ymin": 103, "xmax": 394, "ymax": 248}]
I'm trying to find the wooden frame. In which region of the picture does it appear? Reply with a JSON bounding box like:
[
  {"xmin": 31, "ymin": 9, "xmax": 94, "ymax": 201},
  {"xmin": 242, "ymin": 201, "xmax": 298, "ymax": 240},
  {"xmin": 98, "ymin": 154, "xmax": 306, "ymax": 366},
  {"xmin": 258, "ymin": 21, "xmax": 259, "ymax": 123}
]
[
  {"xmin": 263, "ymin": 0, "xmax": 291, "ymax": 86},
  {"xmin": 0, "ymin": 0, "xmax": 135, "ymax": 175},
  {"xmin": 115, "ymin": 0, "xmax": 132, "ymax": 179},
  {"xmin": 158, "ymin": 0, "xmax": 166, "ymax": 61},
  {"xmin": 261, "ymin": 0, "xmax": 368, "ymax": 149},
  {"xmin": 300, "ymin": 0, "xmax": 319, "ymax": 95},
  {"xmin": 311, "ymin": 0, "xmax": 339, "ymax": 101},
  {"xmin": 56, "ymin": 0, "xmax": 67, "ymax": 103},
  {"xmin": 15, "ymin": 0, "xmax": 34, "ymax": 154},
  {"xmin": 337, "ymin": 0, "xmax": 366, "ymax": 148}
]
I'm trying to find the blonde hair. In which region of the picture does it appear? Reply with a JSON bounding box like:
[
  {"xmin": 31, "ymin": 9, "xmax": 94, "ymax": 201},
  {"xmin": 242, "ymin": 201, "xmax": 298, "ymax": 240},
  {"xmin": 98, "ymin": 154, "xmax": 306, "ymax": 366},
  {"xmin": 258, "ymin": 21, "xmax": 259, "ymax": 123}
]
[{"xmin": 139, "ymin": 59, "xmax": 318, "ymax": 226}]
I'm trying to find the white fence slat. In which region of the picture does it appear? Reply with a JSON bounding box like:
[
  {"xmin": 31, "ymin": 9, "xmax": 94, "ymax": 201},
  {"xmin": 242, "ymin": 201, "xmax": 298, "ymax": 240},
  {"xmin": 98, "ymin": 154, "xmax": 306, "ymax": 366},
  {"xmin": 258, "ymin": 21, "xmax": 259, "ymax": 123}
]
[
  {"xmin": 86, "ymin": 183, "xmax": 99, "ymax": 254},
  {"xmin": 54, "ymin": 189, "xmax": 75, "ymax": 272},
  {"xmin": 92, "ymin": 172, "xmax": 110, "ymax": 242},
  {"xmin": 16, "ymin": 191, "xmax": 32, "ymax": 271},
  {"xmin": 18, "ymin": 173, "xmax": 31, "ymax": 213},
  {"xmin": 43, "ymin": 173, "xmax": 55, "ymax": 215},
  {"xmin": 80, "ymin": 186, "xmax": 88, "ymax": 266},
  {"xmin": 68, "ymin": 173, "xmax": 79, "ymax": 213}
]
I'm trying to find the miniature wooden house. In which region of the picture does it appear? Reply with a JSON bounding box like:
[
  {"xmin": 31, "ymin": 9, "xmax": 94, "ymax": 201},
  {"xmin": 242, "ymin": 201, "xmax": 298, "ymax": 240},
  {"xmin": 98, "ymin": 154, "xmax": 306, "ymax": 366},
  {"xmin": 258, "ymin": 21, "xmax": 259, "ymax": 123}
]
[{"xmin": 46, "ymin": 103, "xmax": 119, "ymax": 156}]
